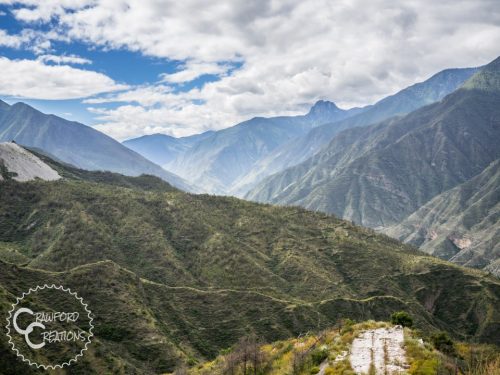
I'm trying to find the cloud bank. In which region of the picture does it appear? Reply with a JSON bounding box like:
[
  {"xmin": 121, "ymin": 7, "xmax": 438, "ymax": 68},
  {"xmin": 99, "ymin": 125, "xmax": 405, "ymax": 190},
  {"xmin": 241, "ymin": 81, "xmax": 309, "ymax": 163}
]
[{"xmin": 0, "ymin": 0, "xmax": 499, "ymax": 139}]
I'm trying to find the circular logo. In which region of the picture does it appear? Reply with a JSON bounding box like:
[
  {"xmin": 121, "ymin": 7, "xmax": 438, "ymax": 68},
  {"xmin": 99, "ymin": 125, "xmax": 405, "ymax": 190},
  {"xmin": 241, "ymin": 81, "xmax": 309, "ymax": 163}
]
[{"xmin": 5, "ymin": 284, "xmax": 94, "ymax": 370}]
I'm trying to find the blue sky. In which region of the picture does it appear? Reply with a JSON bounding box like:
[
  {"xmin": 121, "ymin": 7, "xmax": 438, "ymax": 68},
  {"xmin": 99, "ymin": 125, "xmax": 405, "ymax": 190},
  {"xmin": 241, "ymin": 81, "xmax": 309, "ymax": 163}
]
[
  {"xmin": 0, "ymin": 1, "xmax": 498, "ymax": 140},
  {"xmin": 0, "ymin": 3, "xmax": 231, "ymax": 127}
]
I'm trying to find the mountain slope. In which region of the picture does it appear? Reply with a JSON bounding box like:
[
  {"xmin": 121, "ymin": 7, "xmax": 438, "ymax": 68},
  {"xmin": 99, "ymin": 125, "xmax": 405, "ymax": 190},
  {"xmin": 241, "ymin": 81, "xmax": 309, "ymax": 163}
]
[
  {"xmin": 232, "ymin": 67, "xmax": 479, "ymax": 196},
  {"xmin": 385, "ymin": 160, "xmax": 499, "ymax": 276},
  {"xmin": 166, "ymin": 101, "xmax": 364, "ymax": 194},
  {"xmin": 0, "ymin": 101, "xmax": 192, "ymax": 191},
  {"xmin": 0, "ymin": 150, "xmax": 498, "ymax": 373},
  {"xmin": 247, "ymin": 58, "xmax": 500, "ymax": 229},
  {"xmin": 123, "ymin": 130, "xmax": 215, "ymax": 166}
]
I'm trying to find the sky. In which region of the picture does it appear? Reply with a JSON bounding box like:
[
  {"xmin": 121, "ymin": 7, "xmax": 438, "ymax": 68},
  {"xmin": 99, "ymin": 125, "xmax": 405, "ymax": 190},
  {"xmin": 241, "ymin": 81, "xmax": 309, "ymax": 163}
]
[{"xmin": 0, "ymin": 1, "xmax": 499, "ymax": 141}]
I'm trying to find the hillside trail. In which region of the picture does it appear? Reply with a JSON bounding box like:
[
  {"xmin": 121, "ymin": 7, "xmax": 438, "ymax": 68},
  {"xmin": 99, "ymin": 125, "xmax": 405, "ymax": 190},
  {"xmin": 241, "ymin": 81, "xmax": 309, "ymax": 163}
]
[{"xmin": 349, "ymin": 326, "xmax": 408, "ymax": 374}]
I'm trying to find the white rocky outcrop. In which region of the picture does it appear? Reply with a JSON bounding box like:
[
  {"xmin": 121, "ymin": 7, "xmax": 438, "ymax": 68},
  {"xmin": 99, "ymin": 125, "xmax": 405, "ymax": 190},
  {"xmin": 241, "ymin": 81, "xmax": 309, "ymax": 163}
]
[
  {"xmin": 0, "ymin": 142, "xmax": 61, "ymax": 182},
  {"xmin": 350, "ymin": 326, "xmax": 408, "ymax": 374}
]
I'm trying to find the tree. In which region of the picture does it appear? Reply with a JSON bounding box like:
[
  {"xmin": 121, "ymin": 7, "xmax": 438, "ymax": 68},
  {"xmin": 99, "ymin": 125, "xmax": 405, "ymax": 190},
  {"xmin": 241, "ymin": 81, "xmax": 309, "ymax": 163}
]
[
  {"xmin": 225, "ymin": 334, "xmax": 266, "ymax": 375},
  {"xmin": 223, "ymin": 351, "xmax": 239, "ymax": 375},
  {"xmin": 390, "ymin": 311, "xmax": 413, "ymax": 327}
]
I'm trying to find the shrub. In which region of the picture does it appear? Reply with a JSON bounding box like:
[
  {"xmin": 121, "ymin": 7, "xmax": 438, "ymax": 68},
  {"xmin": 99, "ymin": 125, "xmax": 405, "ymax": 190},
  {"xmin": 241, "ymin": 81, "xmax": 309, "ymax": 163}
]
[
  {"xmin": 391, "ymin": 311, "xmax": 413, "ymax": 327},
  {"xmin": 310, "ymin": 366, "xmax": 320, "ymax": 374},
  {"xmin": 311, "ymin": 348, "xmax": 329, "ymax": 366},
  {"xmin": 410, "ymin": 358, "xmax": 439, "ymax": 375},
  {"xmin": 431, "ymin": 332, "xmax": 455, "ymax": 355}
]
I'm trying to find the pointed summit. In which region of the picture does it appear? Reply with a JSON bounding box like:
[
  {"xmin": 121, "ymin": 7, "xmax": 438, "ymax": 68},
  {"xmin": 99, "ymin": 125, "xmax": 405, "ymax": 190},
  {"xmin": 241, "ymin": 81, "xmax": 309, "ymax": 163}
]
[{"xmin": 308, "ymin": 100, "xmax": 341, "ymax": 116}]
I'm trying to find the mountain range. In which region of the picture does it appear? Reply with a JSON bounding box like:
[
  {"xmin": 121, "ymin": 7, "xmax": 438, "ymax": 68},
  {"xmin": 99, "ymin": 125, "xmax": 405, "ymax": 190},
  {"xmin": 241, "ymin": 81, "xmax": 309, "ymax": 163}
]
[
  {"xmin": 123, "ymin": 67, "xmax": 477, "ymax": 196},
  {"xmin": 162, "ymin": 100, "xmax": 366, "ymax": 194},
  {"xmin": 0, "ymin": 59, "xmax": 496, "ymax": 278},
  {"xmin": 230, "ymin": 67, "xmax": 480, "ymax": 196},
  {"xmin": 246, "ymin": 57, "xmax": 500, "ymax": 274},
  {"xmin": 0, "ymin": 145, "xmax": 498, "ymax": 373},
  {"xmin": 0, "ymin": 101, "xmax": 192, "ymax": 191}
]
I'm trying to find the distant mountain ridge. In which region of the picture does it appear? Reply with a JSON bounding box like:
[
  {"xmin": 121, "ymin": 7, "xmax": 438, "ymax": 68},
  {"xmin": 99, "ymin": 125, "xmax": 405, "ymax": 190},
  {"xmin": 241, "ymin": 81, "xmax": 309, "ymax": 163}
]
[
  {"xmin": 121, "ymin": 67, "xmax": 478, "ymax": 196},
  {"xmin": 246, "ymin": 57, "xmax": 500, "ymax": 273},
  {"xmin": 231, "ymin": 67, "xmax": 479, "ymax": 196},
  {"xmin": 123, "ymin": 130, "xmax": 215, "ymax": 166},
  {"xmin": 0, "ymin": 101, "xmax": 192, "ymax": 191},
  {"xmin": 163, "ymin": 100, "xmax": 365, "ymax": 194}
]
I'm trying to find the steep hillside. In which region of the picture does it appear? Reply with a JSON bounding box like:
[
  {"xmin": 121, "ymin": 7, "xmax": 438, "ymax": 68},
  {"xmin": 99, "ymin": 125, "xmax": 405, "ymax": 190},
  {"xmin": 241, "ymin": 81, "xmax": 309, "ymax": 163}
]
[
  {"xmin": 385, "ymin": 160, "xmax": 499, "ymax": 276},
  {"xmin": 247, "ymin": 58, "xmax": 500, "ymax": 233},
  {"xmin": 0, "ymin": 149, "xmax": 499, "ymax": 373},
  {"xmin": 123, "ymin": 131, "xmax": 214, "ymax": 166},
  {"xmin": 232, "ymin": 67, "xmax": 478, "ymax": 196},
  {"xmin": 166, "ymin": 101, "xmax": 364, "ymax": 194},
  {"xmin": 0, "ymin": 101, "xmax": 192, "ymax": 191}
]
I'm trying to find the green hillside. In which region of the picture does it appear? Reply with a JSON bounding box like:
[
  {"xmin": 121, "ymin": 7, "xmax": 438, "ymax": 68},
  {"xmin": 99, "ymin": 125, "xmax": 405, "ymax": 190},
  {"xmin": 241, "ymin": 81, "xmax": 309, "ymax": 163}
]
[
  {"xmin": 385, "ymin": 160, "xmax": 499, "ymax": 276},
  {"xmin": 0, "ymin": 151, "xmax": 499, "ymax": 373}
]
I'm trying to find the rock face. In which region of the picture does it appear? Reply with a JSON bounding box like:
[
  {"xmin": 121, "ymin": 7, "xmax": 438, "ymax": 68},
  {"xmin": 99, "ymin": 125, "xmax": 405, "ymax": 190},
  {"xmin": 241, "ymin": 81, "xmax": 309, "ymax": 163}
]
[
  {"xmin": 350, "ymin": 326, "xmax": 407, "ymax": 375},
  {"xmin": 0, "ymin": 142, "xmax": 60, "ymax": 182}
]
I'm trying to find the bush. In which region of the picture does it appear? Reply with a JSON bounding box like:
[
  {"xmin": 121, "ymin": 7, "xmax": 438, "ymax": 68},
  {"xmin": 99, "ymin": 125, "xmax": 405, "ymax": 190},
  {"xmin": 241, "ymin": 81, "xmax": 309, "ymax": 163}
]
[
  {"xmin": 311, "ymin": 348, "xmax": 329, "ymax": 366},
  {"xmin": 391, "ymin": 311, "xmax": 413, "ymax": 327},
  {"xmin": 310, "ymin": 366, "xmax": 320, "ymax": 374},
  {"xmin": 431, "ymin": 332, "xmax": 455, "ymax": 355}
]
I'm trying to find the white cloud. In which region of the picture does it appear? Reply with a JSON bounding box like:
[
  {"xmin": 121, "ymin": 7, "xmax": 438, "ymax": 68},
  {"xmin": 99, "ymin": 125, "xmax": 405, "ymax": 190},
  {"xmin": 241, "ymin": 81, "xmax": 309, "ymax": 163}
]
[
  {"xmin": 160, "ymin": 61, "xmax": 234, "ymax": 83},
  {"xmin": 37, "ymin": 53, "xmax": 92, "ymax": 65},
  {"xmin": 0, "ymin": 29, "xmax": 32, "ymax": 48},
  {"xmin": 2, "ymin": 0, "xmax": 500, "ymax": 139},
  {"xmin": 84, "ymin": 85, "xmax": 177, "ymax": 106},
  {"xmin": 0, "ymin": 57, "xmax": 128, "ymax": 99},
  {"xmin": 0, "ymin": 28, "xmax": 61, "ymax": 53}
]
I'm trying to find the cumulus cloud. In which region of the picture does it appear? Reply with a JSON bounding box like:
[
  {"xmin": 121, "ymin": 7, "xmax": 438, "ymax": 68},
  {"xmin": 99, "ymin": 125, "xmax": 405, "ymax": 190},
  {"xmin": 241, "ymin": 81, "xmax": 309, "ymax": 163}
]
[
  {"xmin": 160, "ymin": 61, "xmax": 234, "ymax": 83},
  {"xmin": 0, "ymin": 29, "xmax": 26, "ymax": 48},
  {"xmin": 1, "ymin": 0, "xmax": 500, "ymax": 139},
  {"xmin": 37, "ymin": 53, "xmax": 92, "ymax": 65},
  {"xmin": 0, "ymin": 57, "xmax": 128, "ymax": 99}
]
